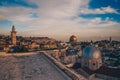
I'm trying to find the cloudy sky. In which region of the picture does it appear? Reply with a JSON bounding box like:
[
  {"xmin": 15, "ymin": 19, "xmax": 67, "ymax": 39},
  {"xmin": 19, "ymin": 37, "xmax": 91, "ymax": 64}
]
[{"xmin": 0, "ymin": 0, "xmax": 120, "ymax": 41}]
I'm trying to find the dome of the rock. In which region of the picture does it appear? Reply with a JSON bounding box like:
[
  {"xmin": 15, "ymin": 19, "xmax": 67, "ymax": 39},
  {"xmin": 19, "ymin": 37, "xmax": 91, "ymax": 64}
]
[{"xmin": 69, "ymin": 35, "xmax": 77, "ymax": 42}]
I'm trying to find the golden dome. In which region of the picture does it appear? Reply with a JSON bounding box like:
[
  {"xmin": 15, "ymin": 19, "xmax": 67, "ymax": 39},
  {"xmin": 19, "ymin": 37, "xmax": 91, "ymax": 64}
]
[{"xmin": 69, "ymin": 35, "xmax": 77, "ymax": 42}]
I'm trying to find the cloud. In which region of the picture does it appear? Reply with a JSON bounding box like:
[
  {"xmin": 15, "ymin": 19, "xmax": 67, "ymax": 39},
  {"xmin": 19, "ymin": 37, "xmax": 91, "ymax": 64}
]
[
  {"xmin": 79, "ymin": 6, "xmax": 119, "ymax": 14},
  {"xmin": 0, "ymin": 0, "xmax": 120, "ymax": 41},
  {"xmin": 0, "ymin": 14, "xmax": 5, "ymax": 19}
]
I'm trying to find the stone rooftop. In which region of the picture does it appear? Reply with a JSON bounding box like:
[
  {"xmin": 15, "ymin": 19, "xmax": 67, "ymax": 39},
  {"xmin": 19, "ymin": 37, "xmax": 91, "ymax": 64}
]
[{"xmin": 0, "ymin": 52, "xmax": 72, "ymax": 80}]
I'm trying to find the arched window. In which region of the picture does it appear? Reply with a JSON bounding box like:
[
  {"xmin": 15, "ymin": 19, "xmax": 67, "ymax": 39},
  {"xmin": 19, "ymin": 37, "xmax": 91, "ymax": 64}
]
[{"xmin": 93, "ymin": 63, "xmax": 95, "ymax": 66}]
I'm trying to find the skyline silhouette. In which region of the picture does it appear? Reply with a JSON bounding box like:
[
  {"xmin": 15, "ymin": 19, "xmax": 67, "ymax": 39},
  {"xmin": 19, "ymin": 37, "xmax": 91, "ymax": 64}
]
[{"xmin": 0, "ymin": 0, "xmax": 120, "ymax": 41}]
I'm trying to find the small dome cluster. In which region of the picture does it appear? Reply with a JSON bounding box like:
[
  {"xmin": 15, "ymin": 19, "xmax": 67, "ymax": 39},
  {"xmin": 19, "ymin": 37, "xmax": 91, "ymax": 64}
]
[
  {"xmin": 83, "ymin": 46, "xmax": 101, "ymax": 59},
  {"xmin": 69, "ymin": 35, "xmax": 77, "ymax": 42}
]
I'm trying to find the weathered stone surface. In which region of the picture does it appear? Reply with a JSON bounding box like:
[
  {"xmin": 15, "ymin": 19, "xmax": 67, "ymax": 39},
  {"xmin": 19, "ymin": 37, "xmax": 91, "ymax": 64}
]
[{"xmin": 0, "ymin": 52, "xmax": 72, "ymax": 80}]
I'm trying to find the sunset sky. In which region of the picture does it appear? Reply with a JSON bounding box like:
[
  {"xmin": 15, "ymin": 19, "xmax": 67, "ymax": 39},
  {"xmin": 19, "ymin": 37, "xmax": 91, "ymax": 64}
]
[{"xmin": 0, "ymin": 0, "xmax": 120, "ymax": 41}]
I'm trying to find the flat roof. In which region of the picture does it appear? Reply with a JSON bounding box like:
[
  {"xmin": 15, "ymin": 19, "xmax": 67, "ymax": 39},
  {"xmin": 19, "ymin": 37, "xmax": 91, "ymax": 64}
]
[
  {"xmin": 0, "ymin": 52, "xmax": 72, "ymax": 80},
  {"xmin": 95, "ymin": 66, "xmax": 120, "ymax": 78}
]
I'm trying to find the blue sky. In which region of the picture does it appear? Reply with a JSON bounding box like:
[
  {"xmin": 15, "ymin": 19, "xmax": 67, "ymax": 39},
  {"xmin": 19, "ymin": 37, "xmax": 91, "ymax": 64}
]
[
  {"xmin": 0, "ymin": 0, "xmax": 37, "ymax": 8},
  {"xmin": 0, "ymin": 0, "xmax": 120, "ymax": 41}
]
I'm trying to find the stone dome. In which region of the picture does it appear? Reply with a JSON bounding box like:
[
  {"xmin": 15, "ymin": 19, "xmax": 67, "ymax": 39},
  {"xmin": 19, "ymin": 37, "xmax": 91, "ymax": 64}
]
[
  {"xmin": 69, "ymin": 35, "xmax": 77, "ymax": 42},
  {"xmin": 83, "ymin": 46, "xmax": 101, "ymax": 59}
]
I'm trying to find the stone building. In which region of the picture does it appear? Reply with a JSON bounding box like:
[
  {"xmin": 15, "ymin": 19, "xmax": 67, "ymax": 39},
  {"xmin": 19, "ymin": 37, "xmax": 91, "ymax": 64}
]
[
  {"xmin": 72, "ymin": 45, "xmax": 120, "ymax": 80},
  {"xmin": 81, "ymin": 45, "xmax": 102, "ymax": 71}
]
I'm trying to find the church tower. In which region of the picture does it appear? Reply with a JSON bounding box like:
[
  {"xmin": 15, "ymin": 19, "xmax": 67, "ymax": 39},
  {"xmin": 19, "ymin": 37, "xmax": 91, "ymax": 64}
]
[{"xmin": 11, "ymin": 25, "xmax": 17, "ymax": 45}]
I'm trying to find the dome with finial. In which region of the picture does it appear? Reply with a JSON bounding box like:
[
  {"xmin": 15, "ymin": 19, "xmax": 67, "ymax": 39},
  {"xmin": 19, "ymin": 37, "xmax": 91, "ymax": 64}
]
[
  {"xmin": 69, "ymin": 35, "xmax": 77, "ymax": 42},
  {"xmin": 83, "ymin": 45, "xmax": 101, "ymax": 59}
]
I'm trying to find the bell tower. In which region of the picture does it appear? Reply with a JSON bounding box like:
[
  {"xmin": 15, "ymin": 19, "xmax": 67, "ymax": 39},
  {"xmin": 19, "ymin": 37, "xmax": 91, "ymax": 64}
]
[{"xmin": 11, "ymin": 25, "xmax": 17, "ymax": 45}]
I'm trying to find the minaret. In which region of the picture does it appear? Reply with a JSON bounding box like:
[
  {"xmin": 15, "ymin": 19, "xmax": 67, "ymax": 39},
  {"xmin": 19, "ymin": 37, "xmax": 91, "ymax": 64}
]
[
  {"xmin": 11, "ymin": 25, "xmax": 17, "ymax": 45},
  {"xmin": 109, "ymin": 36, "xmax": 112, "ymax": 42}
]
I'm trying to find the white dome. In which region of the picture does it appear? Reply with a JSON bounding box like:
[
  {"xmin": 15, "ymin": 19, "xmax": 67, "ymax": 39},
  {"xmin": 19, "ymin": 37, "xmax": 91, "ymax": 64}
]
[{"xmin": 83, "ymin": 46, "xmax": 101, "ymax": 59}]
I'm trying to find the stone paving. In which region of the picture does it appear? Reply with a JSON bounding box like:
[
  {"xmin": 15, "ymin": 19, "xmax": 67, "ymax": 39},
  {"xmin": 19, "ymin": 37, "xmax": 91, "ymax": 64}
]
[{"xmin": 0, "ymin": 52, "xmax": 72, "ymax": 80}]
